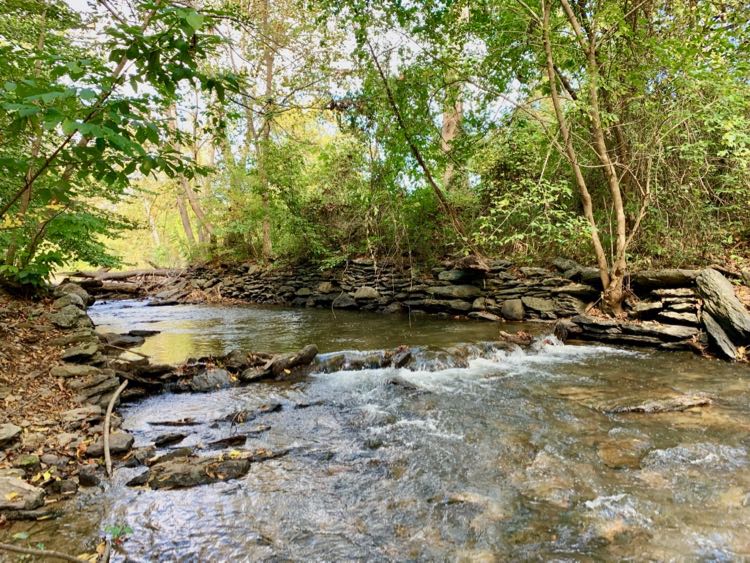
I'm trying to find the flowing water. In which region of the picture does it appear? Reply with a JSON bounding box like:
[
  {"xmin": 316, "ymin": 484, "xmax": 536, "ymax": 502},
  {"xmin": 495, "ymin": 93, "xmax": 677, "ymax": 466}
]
[{"xmin": 4, "ymin": 300, "xmax": 750, "ymax": 561}]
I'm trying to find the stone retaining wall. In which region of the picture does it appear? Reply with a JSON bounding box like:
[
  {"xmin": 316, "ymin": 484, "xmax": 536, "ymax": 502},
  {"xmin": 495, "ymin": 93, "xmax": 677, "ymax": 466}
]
[{"xmin": 181, "ymin": 258, "xmax": 700, "ymax": 324}]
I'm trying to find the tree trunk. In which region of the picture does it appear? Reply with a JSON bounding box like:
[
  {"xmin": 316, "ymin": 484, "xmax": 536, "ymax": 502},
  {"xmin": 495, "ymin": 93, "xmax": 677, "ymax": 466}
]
[
  {"xmin": 142, "ymin": 197, "xmax": 161, "ymax": 246},
  {"xmin": 176, "ymin": 194, "xmax": 196, "ymax": 245},
  {"xmin": 441, "ymin": 95, "xmax": 462, "ymax": 190},
  {"xmin": 560, "ymin": 0, "xmax": 628, "ymax": 314},
  {"xmin": 5, "ymin": 4, "xmax": 47, "ymax": 265},
  {"xmin": 258, "ymin": 0, "xmax": 274, "ymax": 259},
  {"xmin": 541, "ymin": 0, "xmax": 611, "ymax": 293},
  {"xmin": 440, "ymin": 5, "xmax": 468, "ymax": 191}
]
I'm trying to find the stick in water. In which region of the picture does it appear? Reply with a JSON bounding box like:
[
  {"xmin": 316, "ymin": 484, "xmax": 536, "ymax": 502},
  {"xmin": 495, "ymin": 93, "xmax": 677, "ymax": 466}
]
[
  {"xmin": 0, "ymin": 542, "xmax": 85, "ymax": 562},
  {"xmin": 105, "ymin": 379, "xmax": 129, "ymax": 478}
]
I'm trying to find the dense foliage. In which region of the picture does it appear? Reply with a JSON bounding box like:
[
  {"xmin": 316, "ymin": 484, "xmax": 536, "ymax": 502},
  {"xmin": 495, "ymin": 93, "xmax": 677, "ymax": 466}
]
[{"xmin": 1, "ymin": 0, "xmax": 749, "ymax": 304}]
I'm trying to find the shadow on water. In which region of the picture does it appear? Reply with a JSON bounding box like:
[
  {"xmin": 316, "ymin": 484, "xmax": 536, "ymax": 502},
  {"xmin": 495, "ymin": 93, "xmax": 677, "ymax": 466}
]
[{"xmin": 4, "ymin": 301, "xmax": 750, "ymax": 560}]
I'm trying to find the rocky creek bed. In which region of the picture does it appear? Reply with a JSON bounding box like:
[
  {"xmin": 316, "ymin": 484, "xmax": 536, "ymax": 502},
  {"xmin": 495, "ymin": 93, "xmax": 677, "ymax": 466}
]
[{"xmin": 1, "ymin": 268, "xmax": 750, "ymax": 560}]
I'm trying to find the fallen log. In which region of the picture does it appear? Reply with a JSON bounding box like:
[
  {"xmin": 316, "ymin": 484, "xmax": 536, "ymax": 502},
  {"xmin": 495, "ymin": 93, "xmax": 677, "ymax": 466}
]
[
  {"xmin": 100, "ymin": 281, "xmax": 141, "ymax": 293},
  {"xmin": 68, "ymin": 268, "xmax": 183, "ymax": 281}
]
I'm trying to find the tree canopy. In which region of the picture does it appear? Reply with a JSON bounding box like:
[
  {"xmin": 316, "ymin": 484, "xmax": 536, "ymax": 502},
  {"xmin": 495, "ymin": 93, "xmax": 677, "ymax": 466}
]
[{"xmin": 0, "ymin": 0, "xmax": 748, "ymax": 307}]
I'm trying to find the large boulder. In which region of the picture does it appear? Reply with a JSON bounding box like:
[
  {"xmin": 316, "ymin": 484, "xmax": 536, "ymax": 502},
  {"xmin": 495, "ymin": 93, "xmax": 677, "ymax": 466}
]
[
  {"xmin": 52, "ymin": 293, "xmax": 85, "ymax": 310},
  {"xmin": 54, "ymin": 283, "xmax": 94, "ymax": 306},
  {"xmin": 702, "ymin": 313, "xmax": 740, "ymax": 361},
  {"xmin": 0, "ymin": 477, "xmax": 45, "ymax": 510},
  {"xmin": 353, "ymin": 286, "xmax": 381, "ymax": 300},
  {"xmin": 86, "ymin": 431, "xmax": 134, "ymax": 458},
  {"xmin": 47, "ymin": 304, "xmax": 91, "ymax": 329},
  {"xmin": 190, "ymin": 368, "xmax": 232, "ymax": 392},
  {"xmin": 501, "ymin": 299, "xmax": 525, "ymax": 321},
  {"xmin": 697, "ymin": 268, "xmax": 750, "ymax": 348}
]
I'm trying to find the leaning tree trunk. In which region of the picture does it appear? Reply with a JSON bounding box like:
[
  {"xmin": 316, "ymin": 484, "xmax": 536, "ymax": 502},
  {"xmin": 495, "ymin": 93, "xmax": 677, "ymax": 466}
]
[
  {"xmin": 258, "ymin": 0, "xmax": 274, "ymax": 259},
  {"xmin": 541, "ymin": 1, "xmax": 611, "ymax": 294}
]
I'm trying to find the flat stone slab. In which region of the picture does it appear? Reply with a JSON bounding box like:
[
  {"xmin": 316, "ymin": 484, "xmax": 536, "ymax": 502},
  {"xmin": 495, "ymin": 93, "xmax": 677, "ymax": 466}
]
[
  {"xmin": 427, "ymin": 285, "xmax": 482, "ymax": 299},
  {"xmin": 602, "ymin": 393, "xmax": 712, "ymax": 414},
  {"xmin": 630, "ymin": 269, "xmax": 699, "ymax": 289},
  {"xmin": 61, "ymin": 341, "xmax": 100, "ymax": 362},
  {"xmin": 571, "ymin": 315, "xmax": 699, "ymax": 344}
]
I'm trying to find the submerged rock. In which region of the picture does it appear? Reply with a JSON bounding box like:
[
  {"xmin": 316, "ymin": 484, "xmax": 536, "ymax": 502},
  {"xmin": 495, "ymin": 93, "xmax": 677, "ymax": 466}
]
[
  {"xmin": 603, "ymin": 393, "xmax": 712, "ymax": 414},
  {"xmin": 641, "ymin": 443, "xmax": 747, "ymax": 472},
  {"xmin": 597, "ymin": 429, "xmax": 653, "ymax": 469}
]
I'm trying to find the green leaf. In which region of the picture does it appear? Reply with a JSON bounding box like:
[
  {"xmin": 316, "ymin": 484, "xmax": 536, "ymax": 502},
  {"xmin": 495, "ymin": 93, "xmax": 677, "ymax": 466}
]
[
  {"xmin": 79, "ymin": 88, "xmax": 97, "ymax": 101},
  {"xmin": 61, "ymin": 119, "xmax": 78, "ymax": 135},
  {"xmin": 185, "ymin": 11, "xmax": 205, "ymax": 30}
]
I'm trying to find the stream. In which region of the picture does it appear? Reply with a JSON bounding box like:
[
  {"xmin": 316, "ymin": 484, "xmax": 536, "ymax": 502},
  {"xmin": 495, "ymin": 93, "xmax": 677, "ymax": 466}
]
[{"xmin": 5, "ymin": 300, "xmax": 750, "ymax": 560}]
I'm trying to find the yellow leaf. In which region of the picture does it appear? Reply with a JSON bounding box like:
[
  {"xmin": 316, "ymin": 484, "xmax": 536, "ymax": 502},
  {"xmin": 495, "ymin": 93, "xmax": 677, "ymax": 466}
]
[
  {"xmin": 43, "ymin": 471, "xmax": 52, "ymax": 481},
  {"xmin": 284, "ymin": 369, "xmax": 291, "ymax": 374},
  {"xmin": 4, "ymin": 492, "xmax": 19, "ymax": 501}
]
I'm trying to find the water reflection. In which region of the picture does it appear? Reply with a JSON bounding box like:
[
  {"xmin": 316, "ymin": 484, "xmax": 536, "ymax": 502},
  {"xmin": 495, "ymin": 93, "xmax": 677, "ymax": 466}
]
[{"xmin": 88, "ymin": 300, "xmax": 528, "ymax": 364}]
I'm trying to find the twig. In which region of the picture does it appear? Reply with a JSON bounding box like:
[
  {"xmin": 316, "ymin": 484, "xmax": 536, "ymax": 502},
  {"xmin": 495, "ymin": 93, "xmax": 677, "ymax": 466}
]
[
  {"xmin": 106, "ymin": 344, "xmax": 150, "ymax": 359},
  {"xmin": 0, "ymin": 542, "xmax": 85, "ymax": 562},
  {"xmin": 104, "ymin": 380, "xmax": 129, "ymax": 478}
]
